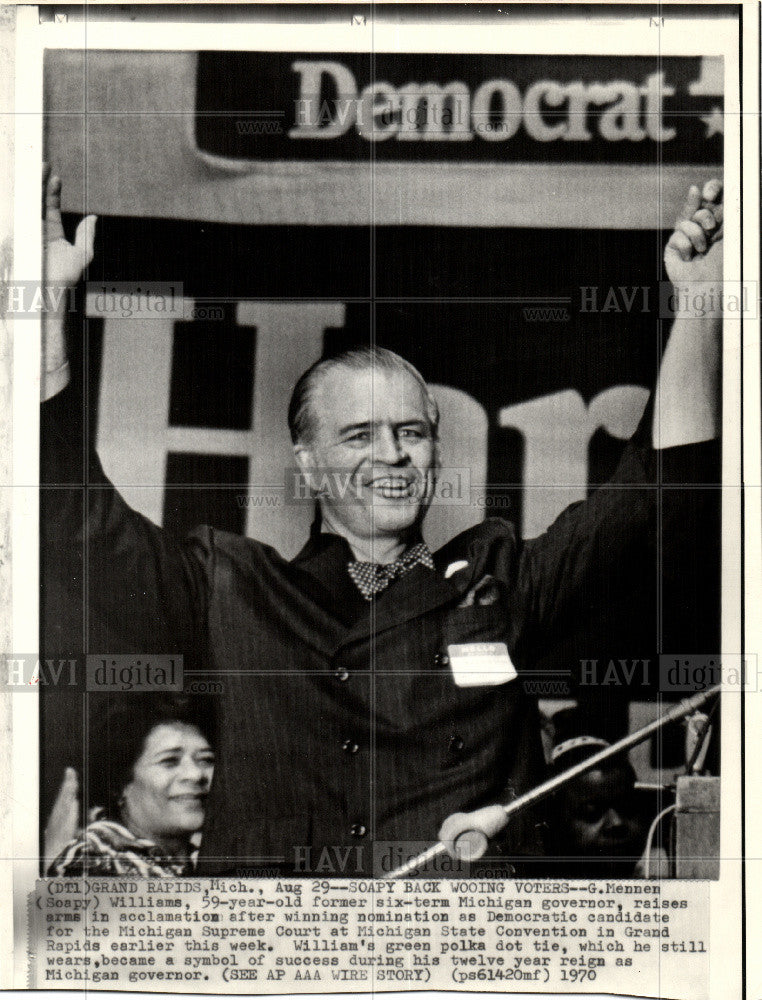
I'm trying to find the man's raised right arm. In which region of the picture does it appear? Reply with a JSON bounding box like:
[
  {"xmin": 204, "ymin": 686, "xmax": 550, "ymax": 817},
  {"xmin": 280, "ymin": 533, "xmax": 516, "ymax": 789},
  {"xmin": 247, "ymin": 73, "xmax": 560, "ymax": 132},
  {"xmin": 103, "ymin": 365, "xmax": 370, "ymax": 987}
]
[{"xmin": 41, "ymin": 168, "xmax": 209, "ymax": 656}]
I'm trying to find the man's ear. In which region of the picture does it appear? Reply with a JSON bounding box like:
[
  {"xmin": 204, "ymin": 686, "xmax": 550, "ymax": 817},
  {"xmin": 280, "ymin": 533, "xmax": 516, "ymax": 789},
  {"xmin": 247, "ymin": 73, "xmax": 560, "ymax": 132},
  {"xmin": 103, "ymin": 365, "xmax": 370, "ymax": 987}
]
[
  {"xmin": 293, "ymin": 444, "xmax": 318, "ymax": 493},
  {"xmin": 421, "ymin": 441, "xmax": 441, "ymax": 506},
  {"xmin": 294, "ymin": 444, "xmax": 317, "ymax": 496},
  {"xmin": 293, "ymin": 444, "xmax": 313, "ymax": 475}
]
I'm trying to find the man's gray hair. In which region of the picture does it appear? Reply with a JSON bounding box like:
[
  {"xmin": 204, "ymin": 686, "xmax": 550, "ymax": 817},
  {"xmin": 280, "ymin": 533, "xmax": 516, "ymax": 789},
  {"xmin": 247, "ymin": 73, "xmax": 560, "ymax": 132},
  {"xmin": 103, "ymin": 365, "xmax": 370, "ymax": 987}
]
[{"xmin": 288, "ymin": 347, "xmax": 440, "ymax": 445}]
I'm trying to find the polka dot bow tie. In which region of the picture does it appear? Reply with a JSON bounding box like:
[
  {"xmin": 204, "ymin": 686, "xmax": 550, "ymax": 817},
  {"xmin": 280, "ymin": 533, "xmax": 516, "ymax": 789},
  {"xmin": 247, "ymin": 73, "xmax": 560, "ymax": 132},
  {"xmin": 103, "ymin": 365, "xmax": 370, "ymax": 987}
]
[{"xmin": 347, "ymin": 542, "xmax": 435, "ymax": 600}]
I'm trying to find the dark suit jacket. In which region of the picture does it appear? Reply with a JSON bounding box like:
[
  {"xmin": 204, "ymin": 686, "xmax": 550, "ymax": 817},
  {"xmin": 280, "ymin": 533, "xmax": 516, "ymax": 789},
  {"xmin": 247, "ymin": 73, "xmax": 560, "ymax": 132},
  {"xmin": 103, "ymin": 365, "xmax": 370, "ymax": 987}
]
[{"xmin": 40, "ymin": 386, "xmax": 719, "ymax": 875}]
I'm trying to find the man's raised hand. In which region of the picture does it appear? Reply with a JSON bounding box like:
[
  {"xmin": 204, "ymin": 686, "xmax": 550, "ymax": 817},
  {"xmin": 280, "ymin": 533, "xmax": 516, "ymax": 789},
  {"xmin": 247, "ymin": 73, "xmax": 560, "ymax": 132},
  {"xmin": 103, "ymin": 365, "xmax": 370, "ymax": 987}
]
[
  {"xmin": 664, "ymin": 178, "xmax": 723, "ymax": 286},
  {"xmin": 653, "ymin": 179, "xmax": 723, "ymax": 448},
  {"xmin": 41, "ymin": 165, "xmax": 97, "ymax": 396},
  {"xmin": 43, "ymin": 163, "xmax": 97, "ymax": 290}
]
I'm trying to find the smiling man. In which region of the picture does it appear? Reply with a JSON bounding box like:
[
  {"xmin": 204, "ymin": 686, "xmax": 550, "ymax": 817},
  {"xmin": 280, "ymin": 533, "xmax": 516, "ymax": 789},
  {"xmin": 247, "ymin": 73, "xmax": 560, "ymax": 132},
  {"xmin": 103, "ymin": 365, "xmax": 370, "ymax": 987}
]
[
  {"xmin": 41, "ymin": 172, "xmax": 723, "ymax": 876},
  {"xmin": 291, "ymin": 350, "xmax": 441, "ymax": 563}
]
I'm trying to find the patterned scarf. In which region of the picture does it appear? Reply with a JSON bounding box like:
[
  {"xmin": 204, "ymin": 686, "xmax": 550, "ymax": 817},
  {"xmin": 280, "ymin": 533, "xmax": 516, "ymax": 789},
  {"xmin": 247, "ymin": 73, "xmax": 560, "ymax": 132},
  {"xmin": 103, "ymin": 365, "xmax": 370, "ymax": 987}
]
[{"xmin": 48, "ymin": 817, "xmax": 193, "ymax": 877}]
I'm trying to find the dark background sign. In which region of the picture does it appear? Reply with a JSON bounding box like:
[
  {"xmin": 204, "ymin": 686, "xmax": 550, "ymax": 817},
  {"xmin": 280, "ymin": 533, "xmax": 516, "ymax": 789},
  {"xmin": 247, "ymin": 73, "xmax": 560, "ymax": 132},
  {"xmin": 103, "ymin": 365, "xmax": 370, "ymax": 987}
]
[{"xmin": 196, "ymin": 53, "xmax": 723, "ymax": 164}]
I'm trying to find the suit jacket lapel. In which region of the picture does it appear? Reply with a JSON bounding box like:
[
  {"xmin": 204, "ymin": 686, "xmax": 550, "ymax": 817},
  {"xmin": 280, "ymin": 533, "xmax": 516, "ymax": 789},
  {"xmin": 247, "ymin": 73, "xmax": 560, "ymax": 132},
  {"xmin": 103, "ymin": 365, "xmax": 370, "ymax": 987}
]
[
  {"xmin": 286, "ymin": 533, "xmax": 366, "ymax": 655},
  {"xmin": 288, "ymin": 519, "xmax": 515, "ymax": 652},
  {"xmin": 339, "ymin": 561, "xmax": 462, "ymax": 645},
  {"xmin": 342, "ymin": 519, "xmax": 513, "ymax": 643},
  {"xmin": 338, "ymin": 528, "xmax": 503, "ymax": 646}
]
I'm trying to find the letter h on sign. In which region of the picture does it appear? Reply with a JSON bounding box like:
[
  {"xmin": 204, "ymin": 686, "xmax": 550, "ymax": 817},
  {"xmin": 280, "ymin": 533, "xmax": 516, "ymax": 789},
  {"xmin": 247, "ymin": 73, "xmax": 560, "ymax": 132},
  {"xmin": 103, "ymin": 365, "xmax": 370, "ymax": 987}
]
[{"xmin": 87, "ymin": 295, "xmax": 344, "ymax": 556}]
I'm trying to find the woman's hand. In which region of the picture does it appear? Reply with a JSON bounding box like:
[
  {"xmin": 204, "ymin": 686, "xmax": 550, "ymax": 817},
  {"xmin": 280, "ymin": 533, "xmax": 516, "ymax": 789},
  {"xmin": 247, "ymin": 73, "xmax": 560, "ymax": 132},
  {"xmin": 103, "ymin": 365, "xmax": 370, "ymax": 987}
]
[{"xmin": 43, "ymin": 767, "xmax": 80, "ymax": 871}]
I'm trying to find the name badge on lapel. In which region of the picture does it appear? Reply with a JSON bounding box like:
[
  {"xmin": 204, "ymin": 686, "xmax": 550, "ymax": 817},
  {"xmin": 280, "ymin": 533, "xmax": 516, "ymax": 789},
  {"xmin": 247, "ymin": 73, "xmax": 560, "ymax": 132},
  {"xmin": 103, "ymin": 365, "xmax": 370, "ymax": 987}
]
[{"xmin": 447, "ymin": 642, "xmax": 517, "ymax": 688}]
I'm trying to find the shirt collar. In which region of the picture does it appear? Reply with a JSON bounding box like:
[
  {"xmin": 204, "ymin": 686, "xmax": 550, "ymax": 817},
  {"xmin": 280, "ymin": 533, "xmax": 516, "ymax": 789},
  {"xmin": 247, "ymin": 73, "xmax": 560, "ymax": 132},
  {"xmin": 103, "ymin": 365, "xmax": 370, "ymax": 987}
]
[{"xmin": 295, "ymin": 520, "xmax": 426, "ymax": 564}]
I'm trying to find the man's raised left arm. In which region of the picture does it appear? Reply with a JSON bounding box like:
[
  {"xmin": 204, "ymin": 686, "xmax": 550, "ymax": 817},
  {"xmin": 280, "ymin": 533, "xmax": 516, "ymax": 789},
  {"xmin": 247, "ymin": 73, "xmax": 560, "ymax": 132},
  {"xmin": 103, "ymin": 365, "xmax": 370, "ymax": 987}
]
[
  {"xmin": 512, "ymin": 179, "xmax": 723, "ymax": 667},
  {"xmin": 653, "ymin": 178, "xmax": 723, "ymax": 448}
]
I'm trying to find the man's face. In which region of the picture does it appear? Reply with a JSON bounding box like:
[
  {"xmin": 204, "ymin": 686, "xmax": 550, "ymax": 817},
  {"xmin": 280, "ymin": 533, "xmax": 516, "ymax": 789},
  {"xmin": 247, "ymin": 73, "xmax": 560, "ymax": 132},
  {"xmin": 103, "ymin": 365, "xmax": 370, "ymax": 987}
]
[{"xmin": 295, "ymin": 364, "xmax": 438, "ymax": 544}]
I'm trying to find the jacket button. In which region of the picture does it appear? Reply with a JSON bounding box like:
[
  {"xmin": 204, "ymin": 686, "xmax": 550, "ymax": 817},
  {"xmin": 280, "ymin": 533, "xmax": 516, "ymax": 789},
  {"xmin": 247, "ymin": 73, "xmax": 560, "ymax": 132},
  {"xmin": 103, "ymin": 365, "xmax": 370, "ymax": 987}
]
[
  {"xmin": 449, "ymin": 734, "xmax": 465, "ymax": 753},
  {"xmin": 335, "ymin": 668, "xmax": 350, "ymax": 682},
  {"xmin": 342, "ymin": 739, "xmax": 359, "ymax": 754},
  {"xmin": 350, "ymin": 823, "xmax": 367, "ymax": 838}
]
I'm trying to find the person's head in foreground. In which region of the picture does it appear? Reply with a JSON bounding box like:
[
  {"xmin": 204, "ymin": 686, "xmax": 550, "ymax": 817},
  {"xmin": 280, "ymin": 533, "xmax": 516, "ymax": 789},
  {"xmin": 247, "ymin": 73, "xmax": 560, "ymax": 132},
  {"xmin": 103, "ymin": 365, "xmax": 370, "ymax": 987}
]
[
  {"xmin": 542, "ymin": 715, "xmax": 645, "ymax": 879},
  {"xmin": 290, "ymin": 347, "xmax": 440, "ymax": 559},
  {"xmin": 50, "ymin": 694, "xmax": 215, "ymax": 876}
]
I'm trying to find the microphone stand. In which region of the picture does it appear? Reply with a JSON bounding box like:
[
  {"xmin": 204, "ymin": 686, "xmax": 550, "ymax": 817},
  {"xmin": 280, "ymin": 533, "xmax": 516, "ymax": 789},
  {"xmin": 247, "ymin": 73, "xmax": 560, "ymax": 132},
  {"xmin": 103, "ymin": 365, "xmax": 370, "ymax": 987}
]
[{"xmin": 388, "ymin": 683, "xmax": 722, "ymax": 880}]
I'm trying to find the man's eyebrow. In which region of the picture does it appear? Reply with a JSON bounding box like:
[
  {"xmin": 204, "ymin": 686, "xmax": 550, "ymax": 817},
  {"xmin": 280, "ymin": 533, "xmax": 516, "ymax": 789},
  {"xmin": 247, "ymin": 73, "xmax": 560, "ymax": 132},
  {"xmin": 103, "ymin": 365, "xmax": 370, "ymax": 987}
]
[
  {"xmin": 337, "ymin": 421, "xmax": 374, "ymax": 436},
  {"xmin": 337, "ymin": 418, "xmax": 430, "ymax": 436}
]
